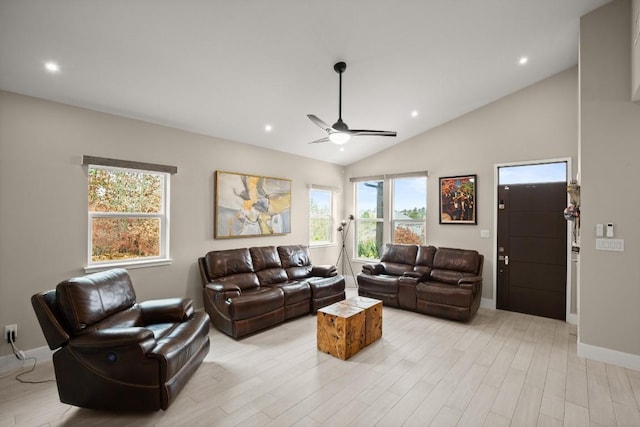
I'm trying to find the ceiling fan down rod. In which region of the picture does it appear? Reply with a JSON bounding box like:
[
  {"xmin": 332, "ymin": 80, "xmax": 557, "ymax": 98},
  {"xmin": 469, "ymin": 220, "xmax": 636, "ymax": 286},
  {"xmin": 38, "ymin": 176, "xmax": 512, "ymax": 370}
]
[{"xmin": 334, "ymin": 62, "xmax": 346, "ymax": 124}]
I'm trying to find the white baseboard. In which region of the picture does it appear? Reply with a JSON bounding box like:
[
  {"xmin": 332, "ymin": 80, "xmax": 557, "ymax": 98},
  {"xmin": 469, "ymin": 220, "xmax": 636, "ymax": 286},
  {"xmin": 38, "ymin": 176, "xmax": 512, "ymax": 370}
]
[
  {"xmin": 566, "ymin": 313, "xmax": 578, "ymax": 325},
  {"xmin": 578, "ymin": 340, "xmax": 640, "ymax": 371},
  {"xmin": 481, "ymin": 298, "xmax": 495, "ymax": 309},
  {"xmin": 0, "ymin": 346, "xmax": 53, "ymax": 375}
]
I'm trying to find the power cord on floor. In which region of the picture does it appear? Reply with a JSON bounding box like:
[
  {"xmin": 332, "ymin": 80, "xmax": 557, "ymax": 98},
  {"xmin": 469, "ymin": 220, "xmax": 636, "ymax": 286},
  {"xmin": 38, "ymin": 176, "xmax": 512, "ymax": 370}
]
[{"xmin": 6, "ymin": 335, "xmax": 55, "ymax": 384}]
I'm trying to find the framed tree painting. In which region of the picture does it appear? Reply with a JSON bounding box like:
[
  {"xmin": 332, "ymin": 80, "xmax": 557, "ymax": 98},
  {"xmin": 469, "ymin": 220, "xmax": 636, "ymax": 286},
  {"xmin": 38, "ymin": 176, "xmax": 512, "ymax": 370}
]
[
  {"xmin": 215, "ymin": 171, "xmax": 292, "ymax": 238},
  {"xmin": 439, "ymin": 174, "xmax": 477, "ymax": 224}
]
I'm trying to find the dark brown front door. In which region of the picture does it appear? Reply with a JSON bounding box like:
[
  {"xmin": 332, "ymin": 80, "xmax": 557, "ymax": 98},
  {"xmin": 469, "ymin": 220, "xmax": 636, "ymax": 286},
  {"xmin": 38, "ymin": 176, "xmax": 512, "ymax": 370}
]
[{"xmin": 497, "ymin": 182, "xmax": 567, "ymax": 320}]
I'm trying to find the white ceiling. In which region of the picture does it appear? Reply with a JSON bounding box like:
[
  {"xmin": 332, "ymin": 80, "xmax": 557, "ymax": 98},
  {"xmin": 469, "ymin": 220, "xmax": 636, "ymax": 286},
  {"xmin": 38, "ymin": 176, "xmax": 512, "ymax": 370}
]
[{"xmin": 0, "ymin": 0, "xmax": 609, "ymax": 166}]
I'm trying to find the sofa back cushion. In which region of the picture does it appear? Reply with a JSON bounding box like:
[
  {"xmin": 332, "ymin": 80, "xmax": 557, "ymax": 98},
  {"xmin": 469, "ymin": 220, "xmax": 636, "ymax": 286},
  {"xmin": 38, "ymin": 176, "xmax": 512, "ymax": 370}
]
[
  {"xmin": 413, "ymin": 245, "xmax": 437, "ymax": 276},
  {"xmin": 56, "ymin": 268, "xmax": 137, "ymax": 333},
  {"xmin": 430, "ymin": 248, "xmax": 482, "ymax": 284},
  {"xmin": 250, "ymin": 246, "xmax": 288, "ymax": 285},
  {"xmin": 202, "ymin": 248, "xmax": 260, "ymax": 291},
  {"xmin": 380, "ymin": 244, "xmax": 418, "ymax": 276},
  {"xmin": 278, "ymin": 245, "xmax": 313, "ymax": 279}
]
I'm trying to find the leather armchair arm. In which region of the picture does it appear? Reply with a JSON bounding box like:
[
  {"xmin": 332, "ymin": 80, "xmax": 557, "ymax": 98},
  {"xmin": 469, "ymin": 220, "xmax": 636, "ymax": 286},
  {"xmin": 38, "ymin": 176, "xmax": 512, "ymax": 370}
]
[
  {"xmin": 310, "ymin": 264, "xmax": 337, "ymax": 277},
  {"xmin": 139, "ymin": 298, "xmax": 194, "ymax": 324},
  {"xmin": 206, "ymin": 282, "xmax": 241, "ymax": 303},
  {"xmin": 459, "ymin": 276, "xmax": 483, "ymax": 294},
  {"xmin": 362, "ymin": 263, "xmax": 384, "ymax": 275},
  {"xmin": 69, "ymin": 327, "xmax": 157, "ymax": 353}
]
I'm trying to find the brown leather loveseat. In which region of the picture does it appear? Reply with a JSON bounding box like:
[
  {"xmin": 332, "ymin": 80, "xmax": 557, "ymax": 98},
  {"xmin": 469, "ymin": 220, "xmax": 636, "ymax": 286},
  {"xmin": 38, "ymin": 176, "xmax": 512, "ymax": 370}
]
[
  {"xmin": 31, "ymin": 268, "xmax": 211, "ymax": 411},
  {"xmin": 199, "ymin": 245, "xmax": 345, "ymax": 338},
  {"xmin": 358, "ymin": 243, "xmax": 484, "ymax": 321}
]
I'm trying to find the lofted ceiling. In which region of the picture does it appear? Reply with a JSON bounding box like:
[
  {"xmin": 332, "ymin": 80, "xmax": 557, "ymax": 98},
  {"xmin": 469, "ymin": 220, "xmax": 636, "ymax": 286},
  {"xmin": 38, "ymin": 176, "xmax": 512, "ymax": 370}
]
[{"xmin": 0, "ymin": 0, "xmax": 610, "ymax": 166}]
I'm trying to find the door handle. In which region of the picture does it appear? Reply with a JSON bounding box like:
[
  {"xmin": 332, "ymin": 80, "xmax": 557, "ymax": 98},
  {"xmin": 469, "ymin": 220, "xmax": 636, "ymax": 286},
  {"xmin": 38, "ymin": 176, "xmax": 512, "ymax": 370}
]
[{"xmin": 505, "ymin": 255, "xmax": 509, "ymax": 265}]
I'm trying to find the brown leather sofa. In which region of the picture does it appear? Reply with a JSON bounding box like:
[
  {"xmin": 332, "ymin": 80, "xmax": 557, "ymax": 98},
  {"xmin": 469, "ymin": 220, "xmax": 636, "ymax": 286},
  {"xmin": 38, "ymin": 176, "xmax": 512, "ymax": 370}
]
[
  {"xmin": 199, "ymin": 244, "xmax": 345, "ymax": 338},
  {"xmin": 31, "ymin": 268, "xmax": 210, "ymax": 411},
  {"xmin": 358, "ymin": 244, "xmax": 484, "ymax": 321}
]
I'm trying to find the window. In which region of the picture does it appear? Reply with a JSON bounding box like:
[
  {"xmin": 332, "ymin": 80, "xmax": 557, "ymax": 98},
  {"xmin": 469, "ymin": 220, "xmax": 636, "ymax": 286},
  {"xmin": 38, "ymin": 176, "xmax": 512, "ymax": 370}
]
[
  {"xmin": 353, "ymin": 173, "xmax": 427, "ymax": 260},
  {"xmin": 85, "ymin": 156, "xmax": 174, "ymax": 270},
  {"xmin": 392, "ymin": 176, "xmax": 427, "ymax": 244},
  {"xmin": 355, "ymin": 180, "xmax": 384, "ymax": 259},
  {"xmin": 309, "ymin": 187, "xmax": 333, "ymax": 245}
]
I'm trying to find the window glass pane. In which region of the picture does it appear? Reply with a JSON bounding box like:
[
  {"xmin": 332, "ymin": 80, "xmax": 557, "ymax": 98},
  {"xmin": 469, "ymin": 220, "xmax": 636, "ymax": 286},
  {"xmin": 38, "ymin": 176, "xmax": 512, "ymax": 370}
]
[
  {"xmin": 356, "ymin": 219, "xmax": 382, "ymax": 259},
  {"xmin": 310, "ymin": 188, "xmax": 332, "ymax": 244},
  {"xmin": 393, "ymin": 222, "xmax": 425, "ymax": 244},
  {"xmin": 499, "ymin": 162, "xmax": 567, "ymax": 185},
  {"xmin": 91, "ymin": 217, "xmax": 160, "ymax": 262},
  {"xmin": 392, "ymin": 176, "xmax": 427, "ymax": 244},
  {"xmin": 89, "ymin": 167, "xmax": 163, "ymax": 213},
  {"xmin": 356, "ymin": 180, "xmax": 384, "ymax": 259},
  {"xmin": 356, "ymin": 181, "xmax": 384, "ymax": 219}
]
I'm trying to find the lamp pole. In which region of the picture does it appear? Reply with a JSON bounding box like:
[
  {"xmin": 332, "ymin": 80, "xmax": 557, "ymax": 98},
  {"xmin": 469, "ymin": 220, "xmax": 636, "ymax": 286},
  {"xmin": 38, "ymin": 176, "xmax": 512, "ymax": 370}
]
[{"xmin": 336, "ymin": 214, "xmax": 357, "ymax": 286}]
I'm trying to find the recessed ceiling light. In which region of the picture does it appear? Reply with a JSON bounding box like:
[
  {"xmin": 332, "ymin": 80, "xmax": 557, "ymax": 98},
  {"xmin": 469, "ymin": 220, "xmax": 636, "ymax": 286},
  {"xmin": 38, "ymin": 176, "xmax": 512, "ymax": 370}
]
[
  {"xmin": 411, "ymin": 110, "xmax": 419, "ymax": 118},
  {"xmin": 340, "ymin": 147, "xmax": 345, "ymax": 152},
  {"xmin": 519, "ymin": 57, "xmax": 528, "ymax": 65},
  {"xmin": 264, "ymin": 124, "xmax": 272, "ymax": 132},
  {"xmin": 44, "ymin": 61, "xmax": 60, "ymax": 73}
]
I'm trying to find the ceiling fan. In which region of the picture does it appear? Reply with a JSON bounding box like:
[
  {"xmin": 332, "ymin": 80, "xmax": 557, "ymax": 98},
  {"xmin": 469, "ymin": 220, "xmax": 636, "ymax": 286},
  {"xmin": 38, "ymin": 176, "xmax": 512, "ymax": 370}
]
[{"xmin": 307, "ymin": 61, "xmax": 397, "ymax": 145}]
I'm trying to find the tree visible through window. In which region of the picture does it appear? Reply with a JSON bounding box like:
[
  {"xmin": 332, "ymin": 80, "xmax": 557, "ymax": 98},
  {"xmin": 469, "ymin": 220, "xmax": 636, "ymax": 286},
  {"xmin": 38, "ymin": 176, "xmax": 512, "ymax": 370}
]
[
  {"xmin": 392, "ymin": 176, "xmax": 427, "ymax": 244},
  {"xmin": 88, "ymin": 166, "xmax": 168, "ymax": 265}
]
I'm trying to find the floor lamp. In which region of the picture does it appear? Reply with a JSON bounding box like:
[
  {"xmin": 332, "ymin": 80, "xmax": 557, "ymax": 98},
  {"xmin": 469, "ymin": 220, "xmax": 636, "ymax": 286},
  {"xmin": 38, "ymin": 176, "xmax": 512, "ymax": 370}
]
[{"xmin": 336, "ymin": 214, "xmax": 357, "ymax": 286}]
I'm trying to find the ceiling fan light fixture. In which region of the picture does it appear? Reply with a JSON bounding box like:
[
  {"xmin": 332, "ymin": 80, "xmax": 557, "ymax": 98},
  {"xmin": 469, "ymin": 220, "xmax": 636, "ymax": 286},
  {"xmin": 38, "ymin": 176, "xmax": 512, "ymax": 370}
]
[{"xmin": 329, "ymin": 132, "xmax": 350, "ymax": 145}]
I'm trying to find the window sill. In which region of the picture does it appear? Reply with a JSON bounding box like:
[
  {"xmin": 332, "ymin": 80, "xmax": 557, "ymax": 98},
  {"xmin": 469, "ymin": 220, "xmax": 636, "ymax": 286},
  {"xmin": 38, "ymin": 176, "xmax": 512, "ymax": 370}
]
[
  {"xmin": 84, "ymin": 258, "xmax": 173, "ymax": 274},
  {"xmin": 309, "ymin": 242, "xmax": 336, "ymax": 249}
]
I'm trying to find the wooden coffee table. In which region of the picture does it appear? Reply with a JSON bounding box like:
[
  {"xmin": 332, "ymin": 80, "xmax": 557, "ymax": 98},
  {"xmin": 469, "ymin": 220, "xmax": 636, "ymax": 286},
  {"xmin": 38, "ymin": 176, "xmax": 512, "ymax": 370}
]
[{"xmin": 317, "ymin": 296, "xmax": 382, "ymax": 360}]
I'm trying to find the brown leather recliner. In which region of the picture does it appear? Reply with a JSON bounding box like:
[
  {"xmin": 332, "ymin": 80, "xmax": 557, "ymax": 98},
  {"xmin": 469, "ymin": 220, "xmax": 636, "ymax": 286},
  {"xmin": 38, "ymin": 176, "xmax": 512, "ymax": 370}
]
[
  {"xmin": 357, "ymin": 244, "xmax": 483, "ymax": 321},
  {"xmin": 358, "ymin": 243, "xmax": 420, "ymax": 306},
  {"xmin": 199, "ymin": 245, "xmax": 345, "ymax": 338},
  {"xmin": 31, "ymin": 268, "xmax": 211, "ymax": 411}
]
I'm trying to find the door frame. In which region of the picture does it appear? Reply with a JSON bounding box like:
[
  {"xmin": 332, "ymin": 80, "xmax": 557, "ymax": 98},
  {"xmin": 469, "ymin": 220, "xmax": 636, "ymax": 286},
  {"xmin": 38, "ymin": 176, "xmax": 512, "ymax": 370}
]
[{"xmin": 492, "ymin": 157, "xmax": 576, "ymax": 324}]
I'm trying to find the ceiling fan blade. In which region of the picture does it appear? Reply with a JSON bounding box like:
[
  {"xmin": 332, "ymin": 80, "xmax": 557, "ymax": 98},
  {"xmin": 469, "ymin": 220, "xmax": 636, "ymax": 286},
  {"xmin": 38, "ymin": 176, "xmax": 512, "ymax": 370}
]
[
  {"xmin": 348, "ymin": 130, "xmax": 397, "ymax": 137},
  {"xmin": 308, "ymin": 136, "xmax": 330, "ymax": 144},
  {"xmin": 307, "ymin": 114, "xmax": 333, "ymax": 133}
]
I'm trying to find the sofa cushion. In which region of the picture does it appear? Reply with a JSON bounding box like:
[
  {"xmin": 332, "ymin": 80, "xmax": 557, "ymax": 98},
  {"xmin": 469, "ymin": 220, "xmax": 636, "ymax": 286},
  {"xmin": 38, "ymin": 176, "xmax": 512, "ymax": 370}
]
[
  {"xmin": 380, "ymin": 244, "xmax": 419, "ymax": 276},
  {"xmin": 203, "ymin": 248, "xmax": 254, "ymax": 278},
  {"xmin": 357, "ymin": 274, "xmax": 400, "ymax": 293},
  {"xmin": 416, "ymin": 282, "xmax": 473, "ymax": 307},
  {"xmin": 227, "ymin": 288, "xmax": 284, "ymax": 321},
  {"xmin": 268, "ymin": 280, "xmax": 311, "ymax": 304},
  {"xmin": 432, "ymin": 248, "xmax": 481, "ymax": 274},
  {"xmin": 56, "ymin": 268, "xmax": 136, "ymax": 333},
  {"xmin": 429, "ymin": 269, "xmax": 472, "ymax": 285},
  {"xmin": 278, "ymin": 245, "xmax": 313, "ymax": 279},
  {"xmin": 250, "ymin": 246, "xmax": 289, "ymax": 284}
]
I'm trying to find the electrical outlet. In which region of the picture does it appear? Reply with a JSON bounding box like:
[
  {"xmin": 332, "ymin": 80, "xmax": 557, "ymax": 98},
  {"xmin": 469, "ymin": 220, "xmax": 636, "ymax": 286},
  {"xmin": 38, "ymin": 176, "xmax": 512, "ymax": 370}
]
[{"xmin": 5, "ymin": 324, "xmax": 17, "ymax": 343}]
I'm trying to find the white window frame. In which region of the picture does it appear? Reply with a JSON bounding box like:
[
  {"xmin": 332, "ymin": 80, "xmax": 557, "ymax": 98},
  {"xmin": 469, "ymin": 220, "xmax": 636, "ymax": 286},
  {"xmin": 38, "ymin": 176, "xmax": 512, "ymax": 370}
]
[
  {"xmin": 309, "ymin": 187, "xmax": 335, "ymax": 246},
  {"xmin": 84, "ymin": 157, "xmax": 174, "ymax": 272},
  {"xmin": 352, "ymin": 172, "xmax": 428, "ymax": 261}
]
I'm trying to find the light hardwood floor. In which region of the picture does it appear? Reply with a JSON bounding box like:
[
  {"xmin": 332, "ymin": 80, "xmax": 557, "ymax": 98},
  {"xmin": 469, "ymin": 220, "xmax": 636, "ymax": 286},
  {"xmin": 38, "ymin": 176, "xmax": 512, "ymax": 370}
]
[{"xmin": 2, "ymin": 288, "xmax": 640, "ymax": 427}]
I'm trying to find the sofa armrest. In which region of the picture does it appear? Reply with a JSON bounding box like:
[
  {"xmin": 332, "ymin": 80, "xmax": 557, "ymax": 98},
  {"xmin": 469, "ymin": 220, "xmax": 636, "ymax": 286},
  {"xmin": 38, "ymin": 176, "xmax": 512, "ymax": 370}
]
[
  {"xmin": 362, "ymin": 263, "xmax": 384, "ymax": 275},
  {"xmin": 459, "ymin": 276, "xmax": 483, "ymax": 294},
  {"xmin": 139, "ymin": 298, "xmax": 194, "ymax": 324},
  {"xmin": 70, "ymin": 327, "xmax": 157, "ymax": 353},
  {"xmin": 402, "ymin": 271, "xmax": 431, "ymax": 281},
  {"xmin": 311, "ymin": 264, "xmax": 337, "ymax": 277},
  {"xmin": 205, "ymin": 283, "xmax": 241, "ymax": 304}
]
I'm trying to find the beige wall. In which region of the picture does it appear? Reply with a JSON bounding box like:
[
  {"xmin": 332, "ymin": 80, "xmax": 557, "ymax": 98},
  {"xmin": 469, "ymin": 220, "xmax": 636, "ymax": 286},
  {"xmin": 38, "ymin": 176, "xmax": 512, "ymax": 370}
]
[
  {"xmin": 579, "ymin": 0, "xmax": 640, "ymax": 362},
  {"xmin": 0, "ymin": 91, "xmax": 344, "ymax": 356},
  {"xmin": 344, "ymin": 67, "xmax": 579, "ymax": 302}
]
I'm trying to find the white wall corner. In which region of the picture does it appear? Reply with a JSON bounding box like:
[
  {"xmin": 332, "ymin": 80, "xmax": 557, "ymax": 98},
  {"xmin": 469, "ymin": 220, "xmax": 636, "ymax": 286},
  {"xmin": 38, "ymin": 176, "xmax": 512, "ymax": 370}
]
[{"xmin": 577, "ymin": 340, "xmax": 640, "ymax": 371}]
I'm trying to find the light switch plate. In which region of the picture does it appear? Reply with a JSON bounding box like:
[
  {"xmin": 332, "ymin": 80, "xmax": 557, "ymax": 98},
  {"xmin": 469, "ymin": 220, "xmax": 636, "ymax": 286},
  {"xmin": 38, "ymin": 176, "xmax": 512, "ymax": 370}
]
[{"xmin": 596, "ymin": 238, "xmax": 624, "ymax": 251}]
